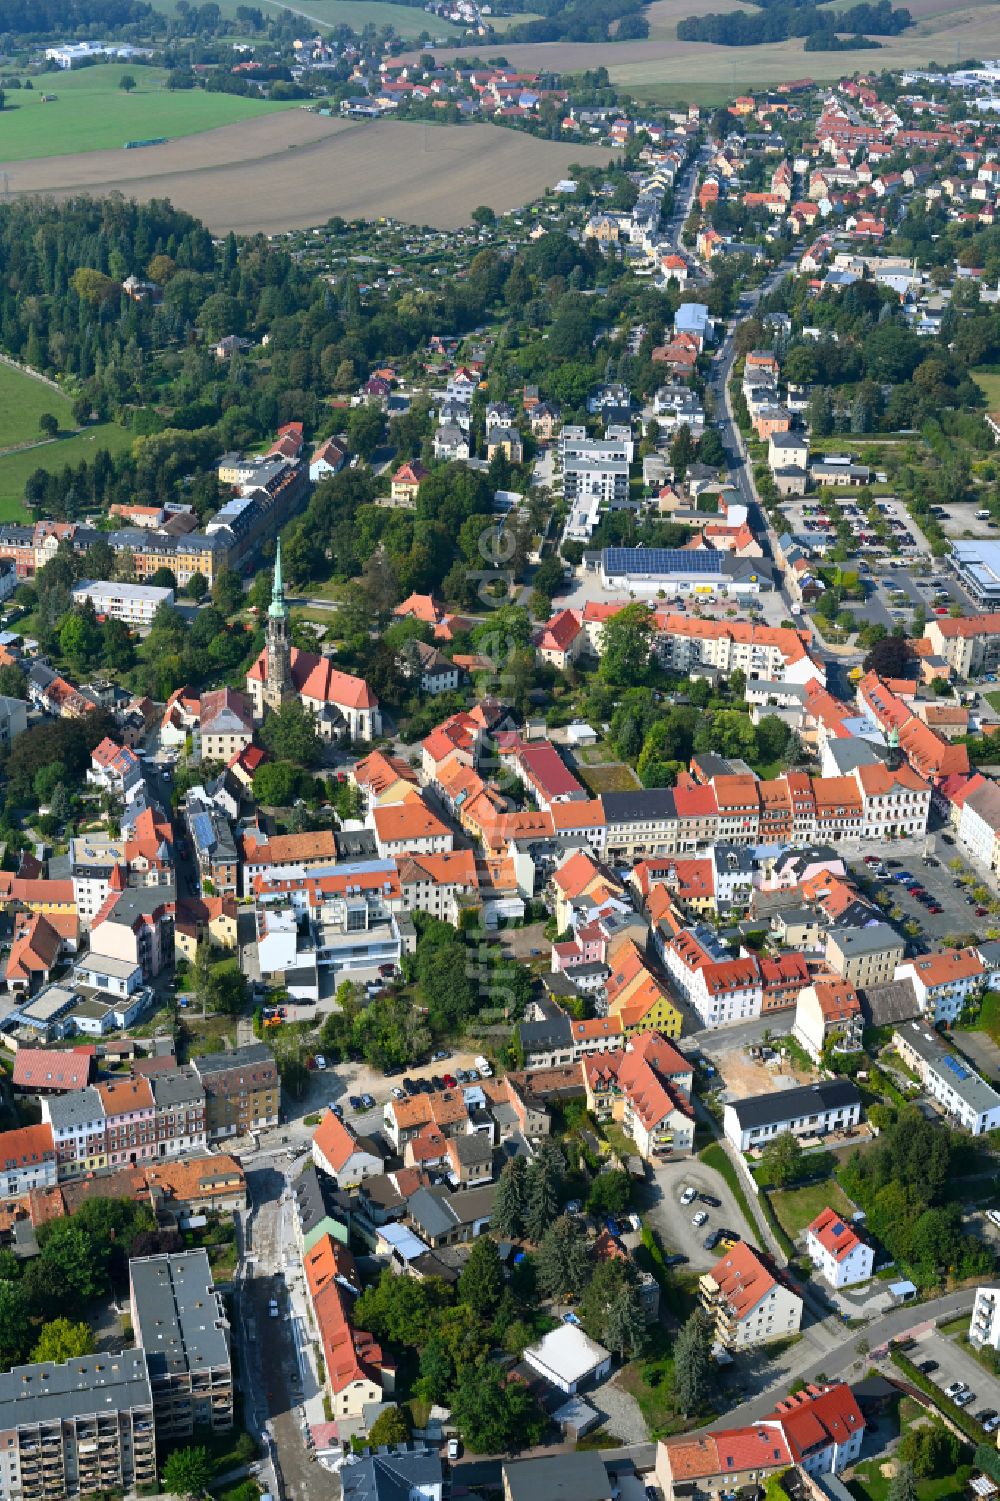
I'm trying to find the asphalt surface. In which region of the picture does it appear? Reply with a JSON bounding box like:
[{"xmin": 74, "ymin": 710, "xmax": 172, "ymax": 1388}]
[
  {"xmin": 636, "ymin": 1155, "xmax": 761, "ymax": 1269},
  {"xmin": 914, "ymin": 1327, "xmax": 1000, "ymax": 1424}
]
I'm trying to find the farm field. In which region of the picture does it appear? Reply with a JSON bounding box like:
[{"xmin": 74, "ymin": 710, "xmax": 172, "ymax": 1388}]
[
  {"xmin": 0, "ymin": 365, "xmax": 75, "ymax": 451},
  {"xmin": 396, "ymin": 0, "xmax": 1000, "ymax": 101},
  {"xmin": 0, "ymin": 421, "xmax": 133, "ymax": 521},
  {"xmin": 0, "ymin": 64, "xmax": 301, "ymax": 162},
  {"xmin": 150, "ymin": 0, "xmax": 464, "ymax": 31},
  {"xmin": 1, "ymin": 114, "xmax": 613, "ymax": 233}
]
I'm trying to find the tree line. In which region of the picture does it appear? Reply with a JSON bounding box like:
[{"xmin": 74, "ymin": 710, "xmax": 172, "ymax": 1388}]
[{"xmin": 677, "ymin": 0, "xmax": 909, "ymax": 43}]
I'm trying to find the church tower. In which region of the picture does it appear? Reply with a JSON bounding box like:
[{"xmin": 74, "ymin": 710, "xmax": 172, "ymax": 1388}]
[{"xmin": 264, "ymin": 539, "xmax": 294, "ymax": 710}]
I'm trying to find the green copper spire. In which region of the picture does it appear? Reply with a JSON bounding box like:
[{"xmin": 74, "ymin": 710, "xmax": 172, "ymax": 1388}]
[{"xmin": 269, "ymin": 539, "xmax": 288, "ymax": 620}]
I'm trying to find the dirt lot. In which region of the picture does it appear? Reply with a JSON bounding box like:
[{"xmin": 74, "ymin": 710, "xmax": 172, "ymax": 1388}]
[
  {"xmin": 0, "ymin": 113, "xmax": 613, "ymax": 233},
  {"xmin": 709, "ymin": 1041, "xmax": 814, "ymax": 1101}
]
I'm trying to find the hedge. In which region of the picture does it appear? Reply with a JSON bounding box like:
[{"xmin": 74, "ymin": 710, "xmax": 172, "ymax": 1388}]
[{"xmin": 890, "ymin": 1348, "xmax": 987, "ymax": 1444}]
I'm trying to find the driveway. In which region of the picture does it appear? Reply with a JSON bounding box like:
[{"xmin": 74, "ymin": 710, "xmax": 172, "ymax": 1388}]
[{"xmin": 636, "ymin": 1155, "xmax": 760, "ymax": 1270}]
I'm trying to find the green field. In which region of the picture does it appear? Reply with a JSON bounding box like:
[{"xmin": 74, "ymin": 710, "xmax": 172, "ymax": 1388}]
[
  {"xmin": 151, "ymin": 0, "xmax": 465, "ymax": 34},
  {"xmin": 0, "ymin": 364, "xmax": 75, "ymax": 450},
  {"xmin": 973, "ymin": 366, "xmax": 1000, "ymax": 416},
  {"xmin": 0, "ymin": 64, "xmax": 299, "ymax": 162},
  {"xmin": 0, "ymin": 421, "xmax": 133, "ymax": 521},
  {"xmin": 769, "ymin": 1176, "xmax": 855, "ymax": 1240}
]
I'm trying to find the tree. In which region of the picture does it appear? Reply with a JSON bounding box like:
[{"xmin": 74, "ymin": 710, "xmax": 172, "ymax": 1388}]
[
  {"xmin": 260, "ymin": 699, "xmax": 322, "ymax": 767},
  {"xmin": 119, "ymin": 73, "xmax": 137, "ymax": 92},
  {"xmin": 492, "ymin": 1157, "xmax": 528, "ymax": 1239},
  {"xmin": 525, "ymin": 1142, "xmax": 563, "ymax": 1243},
  {"xmin": 347, "ymin": 403, "xmax": 385, "ymax": 460},
  {"xmin": 0, "ymin": 1281, "xmax": 29, "ymax": 1369},
  {"xmin": 30, "ymin": 1319, "xmax": 95, "ymax": 1364},
  {"xmin": 451, "ymin": 1364, "xmax": 548, "ymax": 1454},
  {"xmin": 185, "ymin": 571, "xmax": 208, "ymax": 600},
  {"xmin": 161, "ymin": 1445, "xmax": 213, "ymax": 1499},
  {"xmin": 0, "ymin": 664, "xmax": 26, "ymax": 700},
  {"xmin": 253, "ymin": 761, "xmax": 302, "ymax": 807},
  {"xmin": 864, "ymin": 634, "xmax": 912, "ymax": 678},
  {"xmin": 472, "ymin": 205, "xmax": 497, "ymax": 226},
  {"xmin": 673, "ymin": 1308, "xmax": 714, "ymax": 1416},
  {"xmin": 887, "ymin": 1463, "xmax": 917, "ymax": 1501},
  {"xmin": 599, "ymin": 602, "xmax": 652, "ymax": 687},
  {"xmin": 212, "ymin": 568, "xmax": 245, "ymax": 616},
  {"xmin": 459, "ymin": 1236, "xmax": 505, "ymax": 1319},
  {"xmin": 586, "ymin": 1170, "xmax": 631, "ymax": 1218},
  {"xmin": 367, "ymin": 1406, "xmax": 411, "ymax": 1446},
  {"xmin": 759, "ymin": 1130, "xmax": 805, "ymax": 1187},
  {"xmin": 605, "ymin": 1280, "xmax": 646, "ymax": 1358},
  {"xmin": 38, "ymin": 413, "xmax": 58, "ymax": 438},
  {"xmin": 536, "ymin": 1214, "xmax": 592, "ymax": 1299},
  {"xmin": 206, "ymin": 961, "xmax": 249, "ymax": 1017}
]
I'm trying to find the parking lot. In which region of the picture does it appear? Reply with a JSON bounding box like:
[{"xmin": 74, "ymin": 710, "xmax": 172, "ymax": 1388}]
[
  {"xmin": 911, "ymin": 1328, "xmax": 1000, "ymax": 1428},
  {"xmin": 849, "ymin": 850, "xmax": 989, "ymax": 949},
  {"xmin": 635, "ymin": 1156, "xmax": 759, "ymax": 1270}
]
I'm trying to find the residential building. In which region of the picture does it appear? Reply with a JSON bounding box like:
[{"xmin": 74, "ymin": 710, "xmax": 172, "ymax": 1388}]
[
  {"xmin": 0, "ymin": 1123, "xmax": 57, "ymax": 1201},
  {"xmin": 698, "ymin": 1240, "xmax": 803, "ymax": 1349},
  {"xmin": 0, "ymin": 1351, "xmax": 156, "ymax": 1500},
  {"xmin": 970, "ymin": 1286, "xmax": 1000, "ymax": 1351},
  {"xmin": 42, "ymin": 1087, "xmax": 108, "ymax": 1178},
  {"xmin": 312, "ymin": 1110, "xmax": 383, "ymax": 1187},
  {"xmin": 342, "ymin": 1449, "xmax": 442, "ymax": 1501},
  {"xmin": 150, "ymin": 1068, "xmax": 207, "ymax": 1157},
  {"xmin": 71, "ymin": 579, "xmax": 173, "ymax": 626},
  {"xmin": 824, "ymin": 923, "xmax": 905, "ymax": 988},
  {"xmin": 98, "ymin": 1078, "xmax": 156, "ymax": 1168},
  {"xmin": 13, "ymin": 1048, "xmax": 94, "ymax": 1096},
  {"xmin": 792, "ymin": 979, "xmax": 863, "ymax": 1063},
  {"xmin": 129, "ymin": 1249, "xmax": 232, "ymax": 1437},
  {"xmin": 198, "ymin": 689, "xmax": 254, "ymax": 762},
  {"xmin": 894, "ymin": 948, "xmax": 985, "ymax": 1023},
  {"xmin": 656, "ymin": 1383, "xmax": 865, "ymax": 1501},
  {"xmin": 723, "ymin": 1079, "xmax": 862, "ymax": 1153},
  {"xmin": 193, "ymin": 1044, "xmax": 279, "ymax": 1142},
  {"xmin": 894, "ymin": 1020, "xmax": 1000, "ymax": 1135},
  {"xmin": 503, "ymin": 1453, "xmax": 611, "ymax": 1501},
  {"xmin": 303, "ymin": 1233, "xmax": 392, "ymax": 1422},
  {"xmin": 804, "ymin": 1207, "xmax": 874, "ymax": 1289}
]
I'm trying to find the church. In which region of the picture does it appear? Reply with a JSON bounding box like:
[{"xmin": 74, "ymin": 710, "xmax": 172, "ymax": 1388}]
[{"xmin": 246, "ymin": 543, "xmax": 382, "ymax": 743}]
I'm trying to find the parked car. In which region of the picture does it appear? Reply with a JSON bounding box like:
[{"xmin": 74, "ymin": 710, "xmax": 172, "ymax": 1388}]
[
  {"xmin": 680, "ymin": 1186, "xmax": 697, "ymax": 1206},
  {"xmin": 692, "ymin": 1211, "xmax": 709, "ymax": 1227},
  {"xmin": 361, "ymin": 1094, "xmax": 375, "ymax": 1110},
  {"xmin": 944, "ymin": 1381, "xmax": 967, "ymax": 1398},
  {"xmin": 918, "ymin": 1359, "xmax": 938, "ymax": 1374},
  {"xmin": 349, "ymin": 1095, "xmax": 363, "ymax": 1110},
  {"xmin": 699, "ymin": 1193, "xmax": 721, "ymax": 1208},
  {"xmin": 447, "ymin": 1439, "xmax": 461, "ymax": 1460},
  {"xmin": 955, "ymin": 1391, "xmax": 976, "ymax": 1408},
  {"xmin": 432, "ymin": 1050, "xmax": 450, "ymax": 1062},
  {"xmin": 330, "ymin": 1103, "xmax": 344, "ymax": 1119}
]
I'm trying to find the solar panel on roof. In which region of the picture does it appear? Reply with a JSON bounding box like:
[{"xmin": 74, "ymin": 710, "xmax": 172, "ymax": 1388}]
[
  {"xmin": 942, "ymin": 1052, "xmax": 970, "ymax": 1080},
  {"xmin": 603, "ymin": 547, "xmax": 722, "ymax": 574}
]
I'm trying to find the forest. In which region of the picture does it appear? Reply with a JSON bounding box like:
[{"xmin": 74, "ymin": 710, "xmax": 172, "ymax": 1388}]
[{"xmin": 677, "ymin": 0, "xmax": 910, "ymax": 44}]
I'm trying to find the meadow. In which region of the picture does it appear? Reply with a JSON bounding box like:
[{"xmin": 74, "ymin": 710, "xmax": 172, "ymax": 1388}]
[
  {"xmin": 2, "ymin": 114, "xmax": 613, "ymax": 232},
  {"xmin": 0, "ymin": 63, "xmax": 299, "ymax": 162},
  {"xmin": 0, "ymin": 422, "xmax": 134, "ymax": 522},
  {"xmin": 0, "ymin": 364, "xmax": 75, "ymax": 451},
  {"xmin": 973, "ymin": 367, "xmax": 1000, "ymax": 418}
]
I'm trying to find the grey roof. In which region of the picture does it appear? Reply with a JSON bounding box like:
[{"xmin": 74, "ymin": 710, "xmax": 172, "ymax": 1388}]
[
  {"xmin": 897, "ymin": 1020, "xmax": 1000, "ymax": 1115},
  {"xmin": 504, "ymin": 1452, "xmax": 613, "ymax": 1501},
  {"xmin": 295, "ymin": 1160, "xmax": 350, "ymax": 1237},
  {"xmin": 342, "ymin": 1449, "xmax": 443, "ymax": 1501},
  {"xmin": 829, "ymin": 922, "xmax": 904, "ymax": 957},
  {"xmin": 859, "ymin": 978, "xmax": 920, "ymax": 1028},
  {"xmin": 727, "ymin": 1078, "xmax": 861, "ymax": 1130},
  {"xmin": 151, "ymin": 1066, "xmax": 205, "ymax": 1110},
  {"xmin": 518, "ymin": 1013, "xmax": 573, "ymax": 1054},
  {"xmin": 130, "ymin": 1250, "xmax": 229, "ymax": 1381},
  {"xmin": 449, "ymin": 1133, "xmax": 493, "ymax": 1167},
  {"xmin": 0, "ymin": 1349, "xmax": 152, "ymax": 1426},
  {"xmin": 44, "ymin": 1085, "xmax": 105, "ymax": 1131},
  {"xmin": 602, "ymin": 788, "xmax": 676, "ymax": 823},
  {"xmin": 824, "ymin": 739, "xmax": 887, "ymax": 775},
  {"xmin": 407, "ymin": 1186, "xmax": 455, "ymax": 1240},
  {"xmin": 193, "ymin": 1042, "xmax": 274, "ymax": 1078}
]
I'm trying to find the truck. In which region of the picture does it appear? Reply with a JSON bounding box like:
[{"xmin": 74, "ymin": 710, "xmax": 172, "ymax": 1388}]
[{"xmin": 474, "ymin": 1055, "xmax": 493, "ymax": 1077}]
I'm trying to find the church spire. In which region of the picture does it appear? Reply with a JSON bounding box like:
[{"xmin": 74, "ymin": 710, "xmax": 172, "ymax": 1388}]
[{"xmin": 269, "ymin": 539, "xmax": 288, "ymax": 620}]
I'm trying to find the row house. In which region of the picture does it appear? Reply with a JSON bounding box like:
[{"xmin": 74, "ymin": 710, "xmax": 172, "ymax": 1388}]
[{"xmin": 40, "ymin": 1066, "xmax": 208, "ymax": 1177}]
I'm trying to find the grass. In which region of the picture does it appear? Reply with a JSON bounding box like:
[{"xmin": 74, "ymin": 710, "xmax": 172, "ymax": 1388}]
[
  {"xmin": 577, "ymin": 762, "xmax": 641, "ymax": 794},
  {"xmin": 698, "ymin": 1140, "xmax": 760, "ymax": 1245},
  {"xmin": 769, "ymin": 1177, "xmax": 855, "ymax": 1241},
  {"xmin": 960, "ymin": 989, "xmax": 1000, "ymax": 1046},
  {"xmin": 0, "ymin": 364, "xmax": 76, "ymax": 450},
  {"xmin": 973, "ymin": 367, "xmax": 1000, "ymax": 417},
  {"xmin": 178, "ymin": 0, "xmax": 467, "ymax": 33},
  {"xmin": 0, "ymin": 420, "xmax": 133, "ymax": 520},
  {"xmin": 618, "ymin": 1322, "xmax": 717, "ymax": 1437},
  {"xmin": 0, "ymin": 64, "xmax": 299, "ymax": 162}
]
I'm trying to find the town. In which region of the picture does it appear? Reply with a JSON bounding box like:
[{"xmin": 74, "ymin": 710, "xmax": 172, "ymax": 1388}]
[{"xmin": 9, "ymin": 19, "xmax": 1000, "ymax": 1501}]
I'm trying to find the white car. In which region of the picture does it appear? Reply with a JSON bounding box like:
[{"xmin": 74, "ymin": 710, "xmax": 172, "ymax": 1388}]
[
  {"xmin": 447, "ymin": 1439, "xmax": 460, "ymax": 1460},
  {"xmin": 944, "ymin": 1381, "xmax": 966, "ymax": 1399},
  {"xmin": 680, "ymin": 1186, "xmax": 697, "ymax": 1206},
  {"xmin": 692, "ymin": 1211, "xmax": 709, "ymax": 1228}
]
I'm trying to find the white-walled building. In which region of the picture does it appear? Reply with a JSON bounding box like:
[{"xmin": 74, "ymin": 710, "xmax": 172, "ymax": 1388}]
[
  {"xmin": 72, "ymin": 579, "xmax": 173, "ymax": 626},
  {"xmin": 698, "ymin": 1240, "xmax": 803, "ymax": 1349},
  {"xmin": 804, "ymin": 1207, "xmax": 874, "ymax": 1289},
  {"xmin": 894, "ymin": 948, "xmax": 985, "ymax": 1024},
  {"xmin": 723, "ymin": 1079, "xmax": 862, "ymax": 1153},
  {"xmin": 970, "ymin": 1286, "xmax": 1000, "ymax": 1351},
  {"xmin": 894, "ymin": 1020, "xmax": 1000, "ymax": 1135}
]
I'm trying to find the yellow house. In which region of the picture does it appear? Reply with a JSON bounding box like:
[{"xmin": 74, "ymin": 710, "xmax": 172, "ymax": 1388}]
[{"xmin": 616, "ymin": 981, "xmax": 684, "ymax": 1040}]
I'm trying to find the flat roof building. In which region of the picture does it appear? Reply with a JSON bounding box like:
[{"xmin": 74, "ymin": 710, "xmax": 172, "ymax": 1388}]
[
  {"xmin": 71, "ymin": 580, "xmax": 173, "ymax": 627},
  {"xmin": 129, "ymin": 1249, "xmax": 232, "ymax": 1438}
]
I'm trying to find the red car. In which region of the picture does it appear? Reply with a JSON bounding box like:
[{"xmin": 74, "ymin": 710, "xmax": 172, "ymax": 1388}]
[
  {"xmin": 977, "ymin": 906, "xmax": 990, "ymax": 917},
  {"xmin": 928, "ymin": 904, "xmax": 943, "ymax": 914},
  {"xmin": 442, "ymin": 1073, "xmax": 457, "ymax": 1088},
  {"xmin": 934, "ymin": 606, "xmax": 949, "ymax": 615}
]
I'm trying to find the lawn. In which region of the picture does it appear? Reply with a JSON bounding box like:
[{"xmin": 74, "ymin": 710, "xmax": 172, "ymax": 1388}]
[
  {"xmin": 985, "ymin": 690, "xmax": 1000, "ymax": 714},
  {"xmin": 960, "ymin": 988, "xmax": 1000, "ymax": 1046},
  {"xmin": 769, "ymin": 1176, "xmax": 855, "ymax": 1241},
  {"xmin": 0, "ymin": 420, "xmax": 133, "ymax": 520},
  {"xmin": 182, "ymin": 0, "xmax": 466, "ymax": 33},
  {"xmin": 578, "ymin": 762, "xmax": 641, "ymax": 794},
  {"xmin": 973, "ymin": 367, "xmax": 1000, "ymax": 417},
  {"xmin": 618, "ymin": 1323, "xmax": 717, "ymax": 1437},
  {"xmin": 0, "ymin": 64, "xmax": 299, "ymax": 162},
  {"xmin": 0, "ymin": 364, "xmax": 76, "ymax": 450}
]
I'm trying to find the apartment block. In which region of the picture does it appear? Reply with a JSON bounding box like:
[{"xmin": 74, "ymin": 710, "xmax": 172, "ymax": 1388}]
[
  {"xmin": 723, "ymin": 1079, "xmax": 862, "ymax": 1153},
  {"xmin": 893, "ymin": 1020, "xmax": 1000, "ymax": 1136},
  {"xmin": 698, "ymin": 1240, "xmax": 803, "ymax": 1350},
  {"xmin": 970, "ymin": 1285, "xmax": 1000, "ymax": 1351},
  {"xmin": 0, "ymin": 1351, "xmax": 156, "ymax": 1501},
  {"xmin": 129, "ymin": 1250, "xmax": 232, "ymax": 1438},
  {"xmin": 193, "ymin": 1043, "xmax": 279, "ymax": 1142}
]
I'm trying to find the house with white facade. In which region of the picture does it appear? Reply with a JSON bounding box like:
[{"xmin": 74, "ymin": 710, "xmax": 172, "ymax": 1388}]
[
  {"xmin": 698, "ymin": 1239, "xmax": 803, "ymax": 1349},
  {"xmin": 894, "ymin": 1020, "xmax": 1000, "ymax": 1135},
  {"xmin": 894, "ymin": 948, "xmax": 985, "ymax": 1023},
  {"xmin": 804, "ymin": 1206, "xmax": 874, "ymax": 1288},
  {"xmin": 723, "ymin": 1079, "xmax": 862, "ymax": 1153}
]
